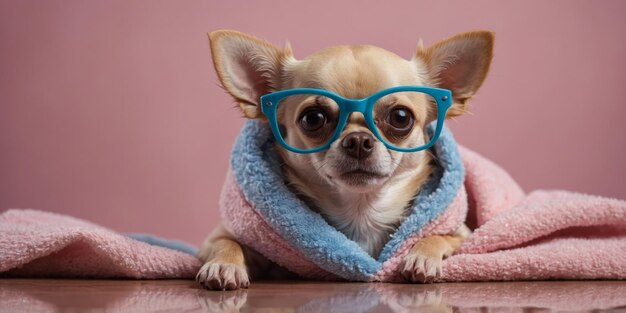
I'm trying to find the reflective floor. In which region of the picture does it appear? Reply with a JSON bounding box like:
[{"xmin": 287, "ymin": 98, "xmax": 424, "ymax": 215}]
[{"xmin": 0, "ymin": 279, "xmax": 624, "ymax": 312}]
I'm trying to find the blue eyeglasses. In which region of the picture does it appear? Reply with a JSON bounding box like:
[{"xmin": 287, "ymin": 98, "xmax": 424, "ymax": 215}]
[{"xmin": 260, "ymin": 86, "xmax": 452, "ymax": 154}]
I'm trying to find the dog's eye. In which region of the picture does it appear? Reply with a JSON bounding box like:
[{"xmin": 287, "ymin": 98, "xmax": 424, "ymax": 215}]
[
  {"xmin": 299, "ymin": 108, "xmax": 327, "ymax": 131},
  {"xmin": 388, "ymin": 107, "xmax": 414, "ymax": 131}
]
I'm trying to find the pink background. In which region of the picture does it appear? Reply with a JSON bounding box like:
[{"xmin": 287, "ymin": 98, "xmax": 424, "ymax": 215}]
[{"xmin": 1, "ymin": 0, "xmax": 625, "ymax": 245}]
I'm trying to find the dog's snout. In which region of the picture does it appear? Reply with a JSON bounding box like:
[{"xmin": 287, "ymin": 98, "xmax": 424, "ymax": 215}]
[{"xmin": 341, "ymin": 132, "xmax": 374, "ymax": 159}]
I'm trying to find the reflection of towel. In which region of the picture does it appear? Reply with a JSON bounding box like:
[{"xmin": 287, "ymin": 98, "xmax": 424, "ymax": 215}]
[
  {"xmin": 221, "ymin": 120, "xmax": 626, "ymax": 282},
  {"xmin": 1, "ymin": 280, "xmax": 624, "ymax": 312},
  {"xmin": 0, "ymin": 209, "xmax": 201, "ymax": 278},
  {"xmin": 375, "ymin": 281, "xmax": 626, "ymax": 311}
]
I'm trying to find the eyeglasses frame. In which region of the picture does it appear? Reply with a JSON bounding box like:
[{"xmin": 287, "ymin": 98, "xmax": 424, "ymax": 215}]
[{"xmin": 259, "ymin": 86, "xmax": 453, "ymax": 154}]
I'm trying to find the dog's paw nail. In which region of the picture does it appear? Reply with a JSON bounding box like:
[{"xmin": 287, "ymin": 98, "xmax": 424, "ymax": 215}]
[
  {"xmin": 196, "ymin": 262, "xmax": 249, "ymax": 291},
  {"xmin": 402, "ymin": 253, "xmax": 442, "ymax": 284}
]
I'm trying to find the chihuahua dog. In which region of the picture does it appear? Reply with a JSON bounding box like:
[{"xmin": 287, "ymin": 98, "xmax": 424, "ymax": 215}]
[{"xmin": 197, "ymin": 30, "xmax": 493, "ymax": 290}]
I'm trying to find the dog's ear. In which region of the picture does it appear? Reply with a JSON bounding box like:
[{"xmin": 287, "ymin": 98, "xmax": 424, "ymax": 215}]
[
  {"xmin": 209, "ymin": 30, "xmax": 294, "ymax": 119},
  {"xmin": 417, "ymin": 31, "xmax": 494, "ymax": 118}
]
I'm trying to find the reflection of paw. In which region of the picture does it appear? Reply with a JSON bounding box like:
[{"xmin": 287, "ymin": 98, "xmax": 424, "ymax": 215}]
[
  {"xmin": 196, "ymin": 288, "xmax": 248, "ymax": 313},
  {"xmin": 381, "ymin": 286, "xmax": 451, "ymax": 313},
  {"xmin": 395, "ymin": 288, "xmax": 442, "ymax": 307},
  {"xmin": 196, "ymin": 261, "xmax": 250, "ymax": 290},
  {"xmin": 401, "ymin": 251, "xmax": 442, "ymax": 283}
]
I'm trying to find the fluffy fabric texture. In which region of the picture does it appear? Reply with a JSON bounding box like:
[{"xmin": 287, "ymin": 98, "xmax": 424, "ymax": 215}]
[
  {"xmin": 0, "ymin": 209, "xmax": 201, "ymax": 278},
  {"xmin": 224, "ymin": 120, "xmax": 465, "ymax": 281},
  {"xmin": 127, "ymin": 233, "xmax": 198, "ymax": 256},
  {"xmin": 221, "ymin": 120, "xmax": 626, "ymax": 282}
]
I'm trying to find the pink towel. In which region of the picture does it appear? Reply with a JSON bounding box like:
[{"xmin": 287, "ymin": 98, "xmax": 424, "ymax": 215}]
[
  {"xmin": 376, "ymin": 147, "xmax": 626, "ymax": 281},
  {"xmin": 0, "ymin": 209, "xmax": 201, "ymax": 278},
  {"xmin": 438, "ymin": 147, "xmax": 626, "ymax": 281}
]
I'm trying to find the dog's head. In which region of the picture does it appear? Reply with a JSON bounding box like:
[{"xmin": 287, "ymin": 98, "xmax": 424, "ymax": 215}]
[{"xmin": 209, "ymin": 30, "xmax": 493, "ymax": 196}]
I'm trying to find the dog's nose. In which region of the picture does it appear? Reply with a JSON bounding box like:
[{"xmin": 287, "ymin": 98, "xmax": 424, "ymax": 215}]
[{"xmin": 341, "ymin": 132, "xmax": 374, "ymax": 159}]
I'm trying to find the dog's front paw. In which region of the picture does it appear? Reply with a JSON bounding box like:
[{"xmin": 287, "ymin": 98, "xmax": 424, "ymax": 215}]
[
  {"xmin": 196, "ymin": 261, "xmax": 250, "ymax": 290},
  {"xmin": 401, "ymin": 250, "xmax": 443, "ymax": 283}
]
